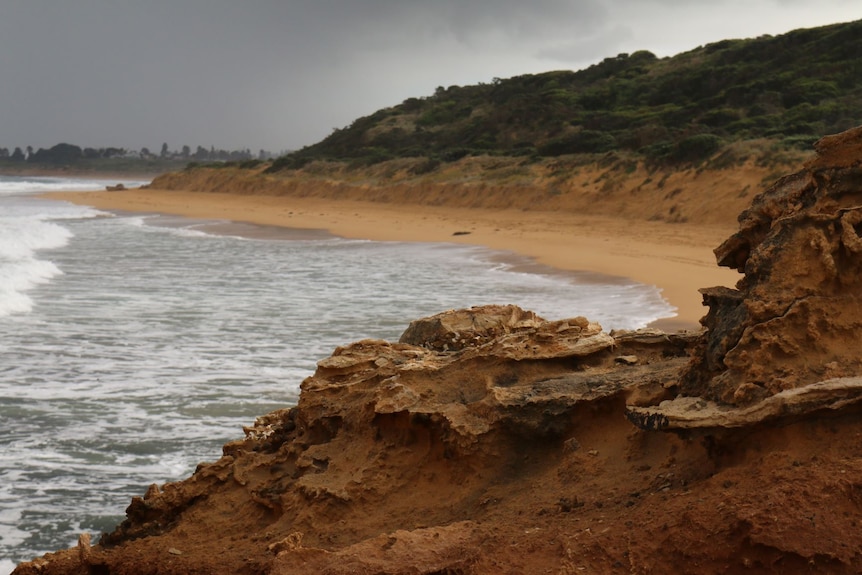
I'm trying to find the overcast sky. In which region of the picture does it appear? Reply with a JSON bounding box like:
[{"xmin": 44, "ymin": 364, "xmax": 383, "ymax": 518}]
[{"xmin": 0, "ymin": 1, "xmax": 858, "ymax": 154}]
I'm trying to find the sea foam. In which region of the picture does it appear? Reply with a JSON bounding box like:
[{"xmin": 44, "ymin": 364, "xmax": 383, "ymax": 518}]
[
  {"xmin": 0, "ymin": 175, "xmax": 126, "ymax": 317},
  {"xmin": 0, "ymin": 218, "xmax": 71, "ymax": 316}
]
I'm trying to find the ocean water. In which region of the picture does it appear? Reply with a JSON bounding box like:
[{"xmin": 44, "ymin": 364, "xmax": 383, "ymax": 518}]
[{"xmin": 0, "ymin": 174, "xmax": 675, "ymax": 571}]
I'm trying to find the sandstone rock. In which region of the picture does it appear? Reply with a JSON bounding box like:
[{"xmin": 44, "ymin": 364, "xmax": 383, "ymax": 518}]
[
  {"xmin": 267, "ymin": 531, "xmax": 303, "ymax": 554},
  {"xmin": 680, "ymin": 127, "xmax": 862, "ymax": 406},
  {"xmin": 398, "ymin": 304, "xmax": 547, "ymax": 350},
  {"xmin": 397, "ymin": 304, "xmax": 613, "ymax": 360},
  {"xmin": 76, "ymin": 534, "xmax": 90, "ymax": 564},
  {"xmin": 628, "ymin": 377, "xmax": 862, "ymax": 430}
]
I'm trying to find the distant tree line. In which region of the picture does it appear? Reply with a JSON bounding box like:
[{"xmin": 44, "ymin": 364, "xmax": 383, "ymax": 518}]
[
  {"xmin": 0, "ymin": 142, "xmax": 278, "ymax": 165},
  {"xmin": 139, "ymin": 144, "xmax": 277, "ymax": 162}
]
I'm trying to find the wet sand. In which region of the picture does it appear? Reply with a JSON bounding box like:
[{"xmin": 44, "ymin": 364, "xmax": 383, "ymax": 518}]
[{"xmin": 42, "ymin": 188, "xmax": 741, "ymax": 330}]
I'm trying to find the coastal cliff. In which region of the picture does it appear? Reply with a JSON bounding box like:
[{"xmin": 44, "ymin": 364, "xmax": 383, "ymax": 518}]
[
  {"xmin": 15, "ymin": 127, "xmax": 862, "ymax": 574},
  {"xmin": 148, "ymin": 151, "xmax": 799, "ymax": 227}
]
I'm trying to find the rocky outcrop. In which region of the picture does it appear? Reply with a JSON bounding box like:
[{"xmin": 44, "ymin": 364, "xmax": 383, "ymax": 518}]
[
  {"xmin": 686, "ymin": 126, "xmax": 862, "ymax": 406},
  {"xmin": 623, "ymin": 127, "xmax": 862, "ymax": 435},
  {"xmin": 14, "ymin": 305, "xmax": 703, "ymax": 575},
  {"xmin": 15, "ymin": 128, "xmax": 862, "ymax": 574}
]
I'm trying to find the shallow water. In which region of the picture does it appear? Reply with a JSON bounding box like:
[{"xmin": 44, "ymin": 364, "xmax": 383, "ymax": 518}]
[{"xmin": 0, "ymin": 175, "xmax": 675, "ymax": 569}]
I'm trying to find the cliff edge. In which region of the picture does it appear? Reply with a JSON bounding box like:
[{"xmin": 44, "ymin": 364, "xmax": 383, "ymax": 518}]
[{"xmin": 15, "ymin": 127, "xmax": 862, "ymax": 574}]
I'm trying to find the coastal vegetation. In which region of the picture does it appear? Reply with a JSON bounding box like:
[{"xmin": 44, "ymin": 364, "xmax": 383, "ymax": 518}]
[{"xmin": 266, "ymin": 19, "xmax": 862, "ymax": 172}]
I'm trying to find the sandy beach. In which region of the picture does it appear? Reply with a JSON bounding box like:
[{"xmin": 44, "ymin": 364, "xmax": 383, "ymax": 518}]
[{"xmin": 43, "ymin": 188, "xmax": 741, "ymax": 330}]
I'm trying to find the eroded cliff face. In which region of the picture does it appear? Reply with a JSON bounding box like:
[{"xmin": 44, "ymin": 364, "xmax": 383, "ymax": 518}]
[
  {"xmin": 679, "ymin": 126, "xmax": 862, "ymax": 406},
  {"xmin": 148, "ymin": 153, "xmax": 788, "ymax": 226},
  {"xmin": 15, "ymin": 128, "xmax": 862, "ymax": 575}
]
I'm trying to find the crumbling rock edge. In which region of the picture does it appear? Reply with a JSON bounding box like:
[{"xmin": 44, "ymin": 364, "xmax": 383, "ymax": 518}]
[{"xmin": 626, "ymin": 377, "xmax": 862, "ymax": 431}]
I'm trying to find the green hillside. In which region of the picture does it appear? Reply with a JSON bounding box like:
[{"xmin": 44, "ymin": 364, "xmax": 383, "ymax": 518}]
[{"xmin": 269, "ymin": 19, "xmax": 862, "ymax": 172}]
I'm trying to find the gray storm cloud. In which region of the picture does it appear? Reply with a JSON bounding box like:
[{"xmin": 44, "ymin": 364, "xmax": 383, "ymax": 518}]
[{"xmin": 0, "ymin": 0, "xmax": 857, "ymax": 153}]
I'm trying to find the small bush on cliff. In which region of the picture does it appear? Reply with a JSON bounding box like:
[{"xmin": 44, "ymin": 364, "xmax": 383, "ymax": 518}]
[
  {"xmin": 781, "ymin": 134, "xmax": 820, "ymax": 150},
  {"xmin": 238, "ymin": 159, "xmax": 264, "ymax": 170},
  {"xmin": 347, "ymin": 147, "xmax": 395, "ymax": 169},
  {"xmin": 409, "ymin": 158, "xmax": 442, "ymax": 175},
  {"xmin": 642, "ymin": 134, "xmax": 724, "ymax": 166},
  {"xmin": 538, "ymin": 131, "xmax": 618, "ymax": 156},
  {"xmin": 671, "ymin": 134, "xmax": 724, "ymax": 163},
  {"xmin": 266, "ymin": 154, "xmax": 313, "ymax": 172}
]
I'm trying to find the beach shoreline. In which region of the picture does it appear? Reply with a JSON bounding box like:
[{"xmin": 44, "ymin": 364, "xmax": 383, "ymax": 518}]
[{"xmin": 41, "ymin": 188, "xmax": 741, "ymax": 330}]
